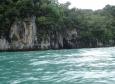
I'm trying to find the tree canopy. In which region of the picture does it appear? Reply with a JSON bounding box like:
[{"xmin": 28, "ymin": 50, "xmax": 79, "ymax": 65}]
[{"xmin": 0, "ymin": 0, "xmax": 115, "ymax": 46}]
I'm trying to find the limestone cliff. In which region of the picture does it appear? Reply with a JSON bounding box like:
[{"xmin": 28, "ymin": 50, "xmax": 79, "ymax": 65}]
[
  {"xmin": 0, "ymin": 16, "xmax": 37, "ymax": 50},
  {"xmin": 35, "ymin": 28, "xmax": 78, "ymax": 50},
  {"xmin": 0, "ymin": 37, "xmax": 9, "ymax": 50},
  {"xmin": 0, "ymin": 16, "xmax": 114, "ymax": 51},
  {"xmin": 10, "ymin": 16, "xmax": 37, "ymax": 49}
]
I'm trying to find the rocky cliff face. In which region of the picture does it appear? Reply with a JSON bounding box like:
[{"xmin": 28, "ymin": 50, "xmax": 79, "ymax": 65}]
[
  {"xmin": 35, "ymin": 28, "xmax": 79, "ymax": 50},
  {"xmin": 0, "ymin": 37, "xmax": 9, "ymax": 50},
  {"xmin": 10, "ymin": 16, "xmax": 37, "ymax": 49},
  {"xmin": 0, "ymin": 16, "xmax": 37, "ymax": 50},
  {"xmin": 0, "ymin": 16, "xmax": 114, "ymax": 51}
]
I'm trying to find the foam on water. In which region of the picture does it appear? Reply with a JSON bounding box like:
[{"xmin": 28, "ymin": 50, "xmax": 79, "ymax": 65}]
[{"xmin": 0, "ymin": 47, "xmax": 115, "ymax": 84}]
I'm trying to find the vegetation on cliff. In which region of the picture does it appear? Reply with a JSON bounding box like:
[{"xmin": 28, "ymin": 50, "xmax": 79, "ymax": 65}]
[{"xmin": 0, "ymin": 0, "xmax": 115, "ymax": 48}]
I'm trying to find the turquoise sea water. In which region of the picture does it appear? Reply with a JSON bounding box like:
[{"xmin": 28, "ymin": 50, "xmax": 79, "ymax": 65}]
[{"xmin": 0, "ymin": 47, "xmax": 115, "ymax": 84}]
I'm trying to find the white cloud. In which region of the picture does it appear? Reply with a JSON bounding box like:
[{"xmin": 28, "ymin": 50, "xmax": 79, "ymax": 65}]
[{"xmin": 58, "ymin": 0, "xmax": 115, "ymax": 10}]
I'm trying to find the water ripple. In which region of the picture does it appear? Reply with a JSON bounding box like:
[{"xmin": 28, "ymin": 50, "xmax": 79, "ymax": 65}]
[{"xmin": 0, "ymin": 47, "xmax": 115, "ymax": 84}]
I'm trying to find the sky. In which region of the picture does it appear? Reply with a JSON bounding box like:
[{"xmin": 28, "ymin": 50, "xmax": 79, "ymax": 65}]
[{"xmin": 58, "ymin": 0, "xmax": 115, "ymax": 10}]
